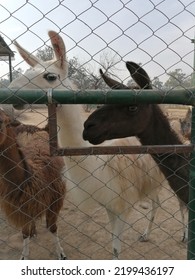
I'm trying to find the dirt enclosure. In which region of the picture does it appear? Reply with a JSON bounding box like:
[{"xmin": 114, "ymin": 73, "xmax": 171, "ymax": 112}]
[{"xmin": 0, "ymin": 105, "xmax": 189, "ymax": 260}]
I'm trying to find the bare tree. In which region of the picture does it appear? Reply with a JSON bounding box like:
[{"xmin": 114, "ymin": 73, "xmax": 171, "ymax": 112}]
[
  {"xmin": 36, "ymin": 46, "xmax": 54, "ymax": 61},
  {"xmin": 99, "ymin": 50, "xmax": 121, "ymax": 73}
]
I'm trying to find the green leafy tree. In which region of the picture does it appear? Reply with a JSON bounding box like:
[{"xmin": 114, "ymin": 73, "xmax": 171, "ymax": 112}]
[
  {"xmin": 0, "ymin": 77, "xmax": 9, "ymax": 88},
  {"xmin": 164, "ymin": 68, "xmax": 191, "ymax": 89},
  {"xmin": 152, "ymin": 76, "xmax": 164, "ymax": 90},
  {"xmin": 0, "ymin": 67, "xmax": 23, "ymax": 88},
  {"xmin": 12, "ymin": 67, "xmax": 24, "ymax": 80}
]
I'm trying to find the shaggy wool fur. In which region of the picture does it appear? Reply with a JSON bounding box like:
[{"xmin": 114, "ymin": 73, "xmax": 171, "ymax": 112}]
[{"xmin": 0, "ymin": 110, "xmax": 66, "ymax": 259}]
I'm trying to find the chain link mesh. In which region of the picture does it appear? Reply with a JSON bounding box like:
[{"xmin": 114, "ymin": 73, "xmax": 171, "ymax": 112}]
[{"xmin": 0, "ymin": 0, "xmax": 194, "ymax": 259}]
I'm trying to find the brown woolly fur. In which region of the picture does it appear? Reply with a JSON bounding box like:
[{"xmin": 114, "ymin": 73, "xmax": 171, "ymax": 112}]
[{"xmin": 0, "ymin": 109, "xmax": 66, "ymax": 259}]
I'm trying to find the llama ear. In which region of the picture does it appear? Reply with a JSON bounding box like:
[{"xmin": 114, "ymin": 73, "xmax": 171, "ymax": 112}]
[
  {"xmin": 126, "ymin": 61, "xmax": 152, "ymax": 89},
  {"xmin": 99, "ymin": 69, "xmax": 129, "ymax": 89},
  {"xmin": 14, "ymin": 41, "xmax": 40, "ymax": 67},
  {"xmin": 48, "ymin": 31, "xmax": 67, "ymax": 71}
]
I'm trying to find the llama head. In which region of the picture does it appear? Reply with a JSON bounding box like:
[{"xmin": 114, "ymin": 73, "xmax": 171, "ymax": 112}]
[
  {"xmin": 83, "ymin": 62, "xmax": 153, "ymax": 145},
  {"xmin": 9, "ymin": 31, "xmax": 74, "ymax": 91}
]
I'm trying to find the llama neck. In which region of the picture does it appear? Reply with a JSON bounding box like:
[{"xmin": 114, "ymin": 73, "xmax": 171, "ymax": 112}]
[
  {"xmin": 0, "ymin": 127, "xmax": 29, "ymax": 188},
  {"xmin": 139, "ymin": 105, "xmax": 183, "ymax": 145},
  {"xmin": 56, "ymin": 104, "xmax": 109, "ymax": 211},
  {"xmin": 57, "ymin": 104, "xmax": 89, "ymax": 148},
  {"xmin": 138, "ymin": 105, "xmax": 189, "ymax": 205}
]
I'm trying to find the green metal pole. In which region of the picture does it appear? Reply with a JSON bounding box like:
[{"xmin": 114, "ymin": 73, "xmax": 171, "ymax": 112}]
[
  {"xmin": 188, "ymin": 108, "xmax": 195, "ymax": 259},
  {"xmin": 0, "ymin": 88, "xmax": 195, "ymax": 105},
  {"xmin": 191, "ymin": 38, "xmax": 195, "ymax": 86},
  {"xmin": 188, "ymin": 36, "xmax": 195, "ymax": 259}
]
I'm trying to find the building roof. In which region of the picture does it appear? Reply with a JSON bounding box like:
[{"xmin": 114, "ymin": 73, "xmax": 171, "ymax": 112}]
[{"xmin": 0, "ymin": 35, "xmax": 14, "ymax": 57}]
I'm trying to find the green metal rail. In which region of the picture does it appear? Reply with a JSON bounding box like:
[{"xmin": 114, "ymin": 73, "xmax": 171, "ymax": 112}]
[
  {"xmin": 1, "ymin": 87, "xmax": 195, "ymax": 259},
  {"xmin": 0, "ymin": 87, "xmax": 195, "ymax": 105}
]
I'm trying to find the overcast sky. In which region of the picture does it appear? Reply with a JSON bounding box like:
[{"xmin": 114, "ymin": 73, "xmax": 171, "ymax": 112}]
[{"xmin": 0, "ymin": 0, "xmax": 195, "ymax": 83}]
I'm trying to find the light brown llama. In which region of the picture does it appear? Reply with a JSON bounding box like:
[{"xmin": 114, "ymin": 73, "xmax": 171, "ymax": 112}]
[{"xmin": 0, "ymin": 109, "xmax": 66, "ymax": 260}]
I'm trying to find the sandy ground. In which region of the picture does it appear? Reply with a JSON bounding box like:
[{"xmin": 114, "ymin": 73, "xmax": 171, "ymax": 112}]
[{"xmin": 0, "ymin": 105, "xmax": 189, "ymax": 260}]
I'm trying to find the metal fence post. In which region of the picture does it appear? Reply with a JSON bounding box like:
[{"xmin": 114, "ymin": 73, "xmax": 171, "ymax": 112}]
[{"xmin": 188, "ymin": 106, "xmax": 195, "ymax": 259}]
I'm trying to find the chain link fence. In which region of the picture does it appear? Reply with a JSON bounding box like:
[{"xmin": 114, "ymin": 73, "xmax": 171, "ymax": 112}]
[{"xmin": 0, "ymin": 0, "xmax": 195, "ymax": 260}]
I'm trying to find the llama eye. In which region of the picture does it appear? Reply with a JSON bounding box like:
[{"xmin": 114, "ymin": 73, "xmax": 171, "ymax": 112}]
[
  {"xmin": 43, "ymin": 73, "xmax": 58, "ymax": 82},
  {"xmin": 128, "ymin": 106, "xmax": 138, "ymax": 112}
]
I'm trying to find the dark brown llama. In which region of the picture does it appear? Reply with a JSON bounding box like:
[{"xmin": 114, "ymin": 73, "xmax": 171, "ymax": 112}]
[
  {"xmin": 83, "ymin": 62, "xmax": 189, "ymax": 241},
  {"xmin": 0, "ymin": 109, "xmax": 66, "ymax": 260}
]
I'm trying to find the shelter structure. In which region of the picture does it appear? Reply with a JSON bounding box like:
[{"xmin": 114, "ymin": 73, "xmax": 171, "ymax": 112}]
[{"xmin": 0, "ymin": 35, "xmax": 14, "ymax": 82}]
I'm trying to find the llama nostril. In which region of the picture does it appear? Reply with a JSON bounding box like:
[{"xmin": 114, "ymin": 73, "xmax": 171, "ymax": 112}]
[
  {"xmin": 84, "ymin": 121, "xmax": 96, "ymax": 130},
  {"xmin": 86, "ymin": 123, "xmax": 94, "ymax": 129},
  {"xmin": 83, "ymin": 123, "xmax": 95, "ymax": 140}
]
